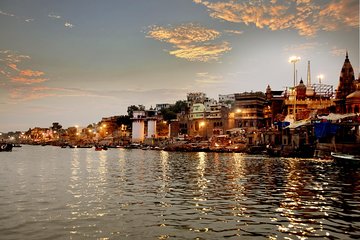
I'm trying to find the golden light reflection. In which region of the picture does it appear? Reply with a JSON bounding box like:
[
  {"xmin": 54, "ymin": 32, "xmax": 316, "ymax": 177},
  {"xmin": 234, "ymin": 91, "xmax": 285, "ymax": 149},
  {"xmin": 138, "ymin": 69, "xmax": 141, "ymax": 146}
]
[
  {"xmin": 277, "ymin": 159, "xmax": 331, "ymax": 238},
  {"xmin": 98, "ymin": 150, "xmax": 108, "ymax": 180},
  {"xmin": 160, "ymin": 150, "xmax": 169, "ymax": 177}
]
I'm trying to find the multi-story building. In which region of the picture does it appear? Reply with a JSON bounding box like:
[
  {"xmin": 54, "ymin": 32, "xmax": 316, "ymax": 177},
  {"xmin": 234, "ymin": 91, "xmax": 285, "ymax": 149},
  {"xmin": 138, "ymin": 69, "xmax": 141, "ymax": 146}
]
[
  {"xmin": 233, "ymin": 92, "xmax": 266, "ymax": 129},
  {"xmin": 155, "ymin": 103, "xmax": 172, "ymax": 113},
  {"xmin": 219, "ymin": 94, "xmax": 235, "ymax": 107}
]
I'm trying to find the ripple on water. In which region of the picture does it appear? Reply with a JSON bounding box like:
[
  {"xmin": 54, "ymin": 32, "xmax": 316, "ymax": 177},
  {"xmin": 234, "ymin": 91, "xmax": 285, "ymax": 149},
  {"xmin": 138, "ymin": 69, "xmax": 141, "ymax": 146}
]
[{"xmin": 0, "ymin": 146, "xmax": 359, "ymax": 239}]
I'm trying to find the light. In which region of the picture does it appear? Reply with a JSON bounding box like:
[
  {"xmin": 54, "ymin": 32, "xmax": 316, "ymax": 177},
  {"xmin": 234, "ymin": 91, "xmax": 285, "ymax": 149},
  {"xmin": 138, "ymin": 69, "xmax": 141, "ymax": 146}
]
[
  {"xmin": 317, "ymin": 74, "xmax": 324, "ymax": 84},
  {"xmin": 75, "ymin": 125, "xmax": 79, "ymax": 128},
  {"xmin": 288, "ymin": 56, "xmax": 301, "ymax": 63},
  {"xmin": 289, "ymin": 55, "xmax": 301, "ymax": 87},
  {"xmin": 236, "ymin": 108, "xmax": 242, "ymax": 113},
  {"xmin": 199, "ymin": 121, "xmax": 205, "ymax": 127}
]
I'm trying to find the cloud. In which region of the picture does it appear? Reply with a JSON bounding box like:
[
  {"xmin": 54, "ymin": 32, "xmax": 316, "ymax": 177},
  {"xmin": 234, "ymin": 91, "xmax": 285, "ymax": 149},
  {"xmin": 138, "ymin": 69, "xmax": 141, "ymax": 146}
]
[
  {"xmin": 10, "ymin": 76, "xmax": 48, "ymax": 84},
  {"xmin": 169, "ymin": 42, "xmax": 231, "ymax": 62},
  {"xmin": 48, "ymin": 12, "xmax": 74, "ymax": 28},
  {"xmin": 330, "ymin": 47, "xmax": 347, "ymax": 56},
  {"xmin": 0, "ymin": 10, "xmax": 15, "ymax": 17},
  {"xmin": 147, "ymin": 23, "xmax": 230, "ymax": 62},
  {"xmin": 64, "ymin": 22, "xmax": 74, "ymax": 28},
  {"xmin": 196, "ymin": 72, "xmax": 224, "ymax": 84},
  {"xmin": 224, "ymin": 29, "xmax": 243, "ymax": 35},
  {"xmin": 19, "ymin": 69, "xmax": 45, "ymax": 77},
  {"xmin": 48, "ymin": 13, "xmax": 61, "ymax": 19},
  {"xmin": 283, "ymin": 42, "xmax": 320, "ymax": 52},
  {"xmin": 193, "ymin": 0, "xmax": 359, "ymax": 36},
  {"xmin": 147, "ymin": 23, "xmax": 220, "ymax": 45},
  {"xmin": 0, "ymin": 50, "xmax": 48, "ymax": 85},
  {"xmin": 8, "ymin": 86, "xmax": 95, "ymax": 102}
]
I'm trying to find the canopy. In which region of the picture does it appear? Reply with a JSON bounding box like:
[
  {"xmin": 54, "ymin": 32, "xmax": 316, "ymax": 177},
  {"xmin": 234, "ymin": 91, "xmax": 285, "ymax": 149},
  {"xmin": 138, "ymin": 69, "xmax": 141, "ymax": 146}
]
[
  {"xmin": 317, "ymin": 113, "xmax": 356, "ymax": 121},
  {"xmin": 285, "ymin": 120, "xmax": 310, "ymax": 129}
]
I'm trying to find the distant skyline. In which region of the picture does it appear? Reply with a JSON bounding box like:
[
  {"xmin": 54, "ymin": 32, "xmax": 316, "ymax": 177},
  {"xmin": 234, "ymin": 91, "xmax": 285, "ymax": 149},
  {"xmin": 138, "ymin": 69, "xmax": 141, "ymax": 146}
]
[{"xmin": 0, "ymin": 0, "xmax": 359, "ymax": 132}]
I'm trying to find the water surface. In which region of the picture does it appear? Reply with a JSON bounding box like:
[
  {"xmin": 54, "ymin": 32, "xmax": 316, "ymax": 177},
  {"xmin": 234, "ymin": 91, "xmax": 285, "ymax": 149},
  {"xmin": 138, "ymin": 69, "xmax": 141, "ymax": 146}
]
[{"xmin": 0, "ymin": 145, "xmax": 359, "ymax": 239}]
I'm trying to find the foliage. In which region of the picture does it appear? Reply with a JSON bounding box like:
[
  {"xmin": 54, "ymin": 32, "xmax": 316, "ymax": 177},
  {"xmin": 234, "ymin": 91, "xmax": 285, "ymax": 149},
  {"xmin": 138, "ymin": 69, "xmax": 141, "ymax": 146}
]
[
  {"xmin": 127, "ymin": 105, "xmax": 145, "ymax": 118},
  {"xmin": 160, "ymin": 100, "xmax": 188, "ymax": 122}
]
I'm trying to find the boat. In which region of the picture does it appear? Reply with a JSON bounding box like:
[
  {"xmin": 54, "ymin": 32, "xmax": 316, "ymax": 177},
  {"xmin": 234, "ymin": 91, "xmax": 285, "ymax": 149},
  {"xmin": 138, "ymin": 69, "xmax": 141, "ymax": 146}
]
[
  {"xmin": 0, "ymin": 143, "xmax": 13, "ymax": 152},
  {"xmin": 331, "ymin": 152, "xmax": 360, "ymax": 161}
]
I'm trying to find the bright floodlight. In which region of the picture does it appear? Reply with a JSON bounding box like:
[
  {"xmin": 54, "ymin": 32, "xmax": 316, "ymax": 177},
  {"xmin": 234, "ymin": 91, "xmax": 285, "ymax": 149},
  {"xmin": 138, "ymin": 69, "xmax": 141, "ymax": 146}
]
[
  {"xmin": 289, "ymin": 56, "xmax": 301, "ymax": 87},
  {"xmin": 317, "ymin": 74, "xmax": 324, "ymax": 84},
  {"xmin": 289, "ymin": 56, "xmax": 301, "ymax": 63}
]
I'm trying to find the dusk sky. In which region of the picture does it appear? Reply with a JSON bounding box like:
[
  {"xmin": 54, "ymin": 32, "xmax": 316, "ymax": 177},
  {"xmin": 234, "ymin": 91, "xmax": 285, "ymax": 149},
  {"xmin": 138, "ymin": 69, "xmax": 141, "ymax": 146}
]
[{"xmin": 0, "ymin": 0, "xmax": 359, "ymax": 132}]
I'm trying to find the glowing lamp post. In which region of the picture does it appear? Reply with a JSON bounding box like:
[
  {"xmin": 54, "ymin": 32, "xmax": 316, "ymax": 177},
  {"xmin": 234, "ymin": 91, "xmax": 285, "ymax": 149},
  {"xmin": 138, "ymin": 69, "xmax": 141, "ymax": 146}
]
[
  {"xmin": 317, "ymin": 74, "xmax": 324, "ymax": 106},
  {"xmin": 289, "ymin": 56, "xmax": 301, "ymax": 87},
  {"xmin": 317, "ymin": 74, "xmax": 324, "ymax": 85}
]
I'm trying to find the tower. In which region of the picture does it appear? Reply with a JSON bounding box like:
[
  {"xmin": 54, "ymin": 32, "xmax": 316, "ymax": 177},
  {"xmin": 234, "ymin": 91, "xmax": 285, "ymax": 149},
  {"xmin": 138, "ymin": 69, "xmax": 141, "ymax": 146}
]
[
  {"xmin": 335, "ymin": 51, "xmax": 357, "ymax": 113},
  {"xmin": 336, "ymin": 51, "xmax": 356, "ymax": 100},
  {"xmin": 131, "ymin": 111, "xmax": 145, "ymax": 143},
  {"xmin": 307, "ymin": 61, "xmax": 311, "ymax": 86},
  {"xmin": 306, "ymin": 61, "xmax": 315, "ymax": 97}
]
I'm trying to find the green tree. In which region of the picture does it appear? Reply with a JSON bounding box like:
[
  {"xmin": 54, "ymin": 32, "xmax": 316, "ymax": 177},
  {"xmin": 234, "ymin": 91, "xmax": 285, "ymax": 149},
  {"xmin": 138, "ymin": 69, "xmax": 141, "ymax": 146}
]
[{"xmin": 127, "ymin": 105, "xmax": 145, "ymax": 118}]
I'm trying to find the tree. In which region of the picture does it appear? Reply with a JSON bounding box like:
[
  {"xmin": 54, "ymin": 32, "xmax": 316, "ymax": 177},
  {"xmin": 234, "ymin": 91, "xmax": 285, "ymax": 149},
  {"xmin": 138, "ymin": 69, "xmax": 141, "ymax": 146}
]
[
  {"xmin": 50, "ymin": 122, "xmax": 62, "ymax": 131},
  {"xmin": 172, "ymin": 100, "xmax": 189, "ymax": 113},
  {"xmin": 116, "ymin": 115, "xmax": 131, "ymax": 127},
  {"xmin": 161, "ymin": 108, "xmax": 177, "ymax": 122},
  {"xmin": 127, "ymin": 105, "xmax": 145, "ymax": 118}
]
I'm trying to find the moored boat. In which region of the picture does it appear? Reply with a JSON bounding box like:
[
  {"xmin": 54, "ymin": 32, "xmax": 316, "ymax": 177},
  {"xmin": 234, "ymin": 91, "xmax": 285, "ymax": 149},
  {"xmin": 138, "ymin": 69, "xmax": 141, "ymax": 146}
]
[
  {"xmin": 331, "ymin": 152, "xmax": 360, "ymax": 161},
  {"xmin": 0, "ymin": 143, "xmax": 13, "ymax": 152}
]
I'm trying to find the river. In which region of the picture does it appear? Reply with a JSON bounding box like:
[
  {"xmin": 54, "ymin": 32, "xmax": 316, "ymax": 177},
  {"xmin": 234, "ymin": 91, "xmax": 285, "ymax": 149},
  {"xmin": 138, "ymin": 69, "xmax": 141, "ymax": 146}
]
[{"xmin": 0, "ymin": 145, "xmax": 359, "ymax": 239}]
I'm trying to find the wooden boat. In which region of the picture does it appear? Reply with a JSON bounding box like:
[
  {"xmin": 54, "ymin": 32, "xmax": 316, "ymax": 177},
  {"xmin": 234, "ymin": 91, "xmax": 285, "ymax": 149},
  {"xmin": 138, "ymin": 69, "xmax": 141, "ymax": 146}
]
[
  {"xmin": 331, "ymin": 152, "xmax": 360, "ymax": 161},
  {"xmin": 0, "ymin": 143, "xmax": 13, "ymax": 152}
]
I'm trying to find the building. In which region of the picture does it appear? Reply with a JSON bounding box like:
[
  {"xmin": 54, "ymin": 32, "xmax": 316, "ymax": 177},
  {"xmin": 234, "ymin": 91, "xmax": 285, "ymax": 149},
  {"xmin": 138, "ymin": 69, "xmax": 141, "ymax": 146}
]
[
  {"xmin": 155, "ymin": 103, "xmax": 172, "ymax": 113},
  {"xmin": 219, "ymin": 94, "xmax": 235, "ymax": 107},
  {"xmin": 264, "ymin": 85, "xmax": 285, "ymax": 127},
  {"xmin": 233, "ymin": 92, "xmax": 266, "ymax": 129},
  {"xmin": 335, "ymin": 52, "xmax": 357, "ymax": 113}
]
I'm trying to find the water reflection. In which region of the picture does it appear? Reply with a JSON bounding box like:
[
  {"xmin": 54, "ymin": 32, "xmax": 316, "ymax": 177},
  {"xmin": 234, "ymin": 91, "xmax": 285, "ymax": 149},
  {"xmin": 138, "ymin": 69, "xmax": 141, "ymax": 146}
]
[{"xmin": 0, "ymin": 147, "xmax": 359, "ymax": 239}]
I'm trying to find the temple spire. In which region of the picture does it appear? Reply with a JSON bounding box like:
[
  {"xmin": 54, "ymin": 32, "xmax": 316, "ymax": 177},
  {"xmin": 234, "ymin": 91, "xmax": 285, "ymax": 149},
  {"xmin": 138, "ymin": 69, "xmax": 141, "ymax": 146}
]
[
  {"xmin": 307, "ymin": 60, "xmax": 311, "ymax": 86},
  {"xmin": 346, "ymin": 50, "xmax": 349, "ymax": 59}
]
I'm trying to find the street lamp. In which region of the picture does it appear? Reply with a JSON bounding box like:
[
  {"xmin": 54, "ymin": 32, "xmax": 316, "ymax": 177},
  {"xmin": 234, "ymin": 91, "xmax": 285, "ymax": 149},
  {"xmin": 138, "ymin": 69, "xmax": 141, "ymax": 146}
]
[
  {"xmin": 317, "ymin": 74, "xmax": 324, "ymax": 85},
  {"xmin": 289, "ymin": 56, "xmax": 301, "ymax": 87},
  {"xmin": 317, "ymin": 74, "xmax": 324, "ymax": 106}
]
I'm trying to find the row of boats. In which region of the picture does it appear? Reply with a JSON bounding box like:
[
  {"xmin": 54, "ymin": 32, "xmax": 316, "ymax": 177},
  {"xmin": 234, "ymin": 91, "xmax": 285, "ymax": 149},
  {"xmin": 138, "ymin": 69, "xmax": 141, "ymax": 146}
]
[{"xmin": 1, "ymin": 142, "xmax": 359, "ymax": 162}]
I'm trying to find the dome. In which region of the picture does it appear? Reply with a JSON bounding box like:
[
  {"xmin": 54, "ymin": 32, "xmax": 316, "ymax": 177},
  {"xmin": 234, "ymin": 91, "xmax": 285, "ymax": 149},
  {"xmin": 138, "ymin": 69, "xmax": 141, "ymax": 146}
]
[{"xmin": 346, "ymin": 90, "xmax": 360, "ymax": 99}]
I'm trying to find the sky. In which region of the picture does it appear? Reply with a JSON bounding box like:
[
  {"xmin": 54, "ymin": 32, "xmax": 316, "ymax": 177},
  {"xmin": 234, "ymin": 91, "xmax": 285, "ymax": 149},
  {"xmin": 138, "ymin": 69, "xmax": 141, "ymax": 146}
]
[{"xmin": 0, "ymin": 0, "xmax": 359, "ymax": 132}]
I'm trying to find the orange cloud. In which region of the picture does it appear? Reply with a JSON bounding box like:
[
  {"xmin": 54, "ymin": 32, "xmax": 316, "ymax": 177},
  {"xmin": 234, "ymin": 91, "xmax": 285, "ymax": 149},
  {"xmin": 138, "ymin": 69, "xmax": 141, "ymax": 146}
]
[
  {"xmin": 7, "ymin": 63, "xmax": 19, "ymax": 71},
  {"xmin": 147, "ymin": 23, "xmax": 230, "ymax": 62},
  {"xmin": 20, "ymin": 69, "xmax": 45, "ymax": 77},
  {"xmin": 10, "ymin": 76, "xmax": 48, "ymax": 84},
  {"xmin": 169, "ymin": 42, "xmax": 231, "ymax": 62},
  {"xmin": 193, "ymin": 0, "xmax": 359, "ymax": 36},
  {"xmin": 0, "ymin": 50, "xmax": 48, "ymax": 85},
  {"xmin": 148, "ymin": 23, "xmax": 220, "ymax": 45}
]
